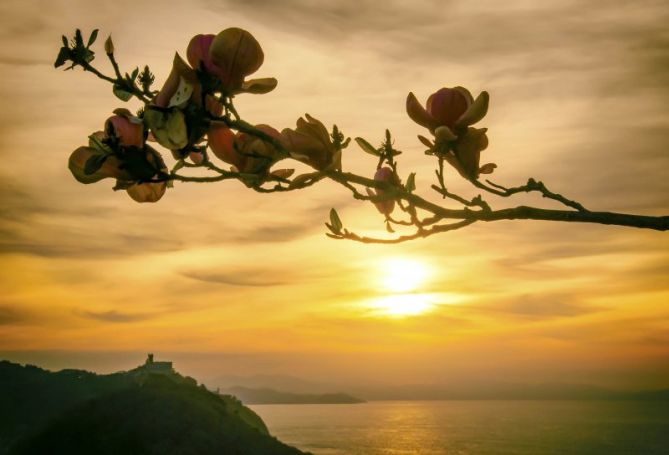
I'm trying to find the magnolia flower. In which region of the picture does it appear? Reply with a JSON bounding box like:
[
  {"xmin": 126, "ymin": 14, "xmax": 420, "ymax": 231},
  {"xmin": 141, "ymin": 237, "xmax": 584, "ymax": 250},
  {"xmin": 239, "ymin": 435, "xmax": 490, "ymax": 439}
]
[
  {"xmin": 208, "ymin": 123, "xmax": 282, "ymax": 179},
  {"xmin": 368, "ymin": 166, "xmax": 398, "ymax": 215},
  {"xmin": 68, "ymin": 113, "xmax": 168, "ymax": 203},
  {"xmin": 281, "ymin": 114, "xmax": 341, "ymax": 171},
  {"xmin": 187, "ymin": 29, "xmax": 277, "ymax": 95},
  {"xmin": 445, "ymin": 127, "xmax": 495, "ymax": 180},
  {"xmin": 407, "ymin": 86, "xmax": 495, "ymax": 180},
  {"xmin": 406, "ymin": 87, "xmax": 489, "ymax": 133}
]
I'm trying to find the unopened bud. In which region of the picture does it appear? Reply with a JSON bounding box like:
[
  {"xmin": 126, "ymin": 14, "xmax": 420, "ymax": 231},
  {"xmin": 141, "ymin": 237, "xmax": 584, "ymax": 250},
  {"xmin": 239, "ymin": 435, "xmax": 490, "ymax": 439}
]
[{"xmin": 104, "ymin": 35, "xmax": 114, "ymax": 55}]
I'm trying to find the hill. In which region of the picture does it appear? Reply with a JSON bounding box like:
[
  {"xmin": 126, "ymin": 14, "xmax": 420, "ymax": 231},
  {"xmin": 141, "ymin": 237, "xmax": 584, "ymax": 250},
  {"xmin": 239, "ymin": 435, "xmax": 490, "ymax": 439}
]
[{"xmin": 0, "ymin": 359, "xmax": 306, "ymax": 455}]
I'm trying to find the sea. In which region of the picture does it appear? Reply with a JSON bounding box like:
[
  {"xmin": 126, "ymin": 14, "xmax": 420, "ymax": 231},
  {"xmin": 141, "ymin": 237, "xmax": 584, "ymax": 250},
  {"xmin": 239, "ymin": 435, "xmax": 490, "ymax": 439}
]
[{"xmin": 250, "ymin": 400, "xmax": 669, "ymax": 455}]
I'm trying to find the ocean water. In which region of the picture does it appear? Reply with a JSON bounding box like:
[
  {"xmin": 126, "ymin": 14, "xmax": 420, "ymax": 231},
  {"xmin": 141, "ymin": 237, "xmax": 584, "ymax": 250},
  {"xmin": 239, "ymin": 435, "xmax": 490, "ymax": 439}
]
[{"xmin": 250, "ymin": 400, "xmax": 669, "ymax": 455}]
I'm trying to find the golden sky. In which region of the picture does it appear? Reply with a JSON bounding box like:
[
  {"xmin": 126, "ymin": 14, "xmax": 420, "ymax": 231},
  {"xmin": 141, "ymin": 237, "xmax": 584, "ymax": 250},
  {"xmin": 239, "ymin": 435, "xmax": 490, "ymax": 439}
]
[{"xmin": 0, "ymin": 0, "xmax": 668, "ymax": 390}]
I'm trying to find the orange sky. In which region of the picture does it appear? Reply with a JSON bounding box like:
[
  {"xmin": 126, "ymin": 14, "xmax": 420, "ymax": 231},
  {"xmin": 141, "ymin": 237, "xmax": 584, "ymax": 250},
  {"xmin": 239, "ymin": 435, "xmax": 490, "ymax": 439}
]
[{"xmin": 0, "ymin": 0, "xmax": 668, "ymax": 390}]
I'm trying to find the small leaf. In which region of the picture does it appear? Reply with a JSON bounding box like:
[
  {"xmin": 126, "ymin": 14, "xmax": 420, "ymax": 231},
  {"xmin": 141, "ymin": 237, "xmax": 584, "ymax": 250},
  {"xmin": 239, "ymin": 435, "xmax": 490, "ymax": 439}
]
[
  {"xmin": 113, "ymin": 83, "xmax": 133, "ymax": 102},
  {"xmin": 87, "ymin": 29, "xmax": 99, "ymax": 47},
  {"xmin": 271, "ymin": 168, "xmax": 295, "ymax": 179},
  {"xmin": 478, "ymin": 163, "xmax": 497, "ymax": 175},
  {"xmin": 131, "ymin": 67, "xmax": 139, "ymax": 80},
  {"xmin": 386, "ymin": 220, "xmax": 395, "ymax": 233},
  {"xmin": 61, "ymin": 35, "xmax": 68, "ymax": 47},
  {"xmin": 329, "ymin": 208, "xmax": 343, "ymax": 233},
  {"xmin": 74, "ymin": 29, "xmax": 84, "ymax": 48},
  {"xmin": 355, "ymin": 137, "xmax": 379, "ymax": 156},
  {"xmin": 417, "ymin": 135, "xmax": 433, "ymax": 148},
  {"xmin": 88, "ymin": 132, "xmax": 111, "ymax": 154},
  {"xmin": 405, "ymin": 173, "xmax": 416, "ymax": 193},
  {"xmin": 54, "ymin": 47, "xmax": 70, "ymax": 68}
]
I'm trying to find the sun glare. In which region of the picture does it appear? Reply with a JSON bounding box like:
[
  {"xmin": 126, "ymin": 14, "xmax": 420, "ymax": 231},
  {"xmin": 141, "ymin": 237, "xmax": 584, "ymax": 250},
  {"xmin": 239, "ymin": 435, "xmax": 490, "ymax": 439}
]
[
  {"xmin": 380, "ymin": 258, "xmax": 429, "ymax": 293},
  {"xmin": 367, "ymin": 257, "xmax": 439, "ymax": 317},
  {"xmin": 369, "ymin": 293, "xmax": 436, "ymax": 317}
]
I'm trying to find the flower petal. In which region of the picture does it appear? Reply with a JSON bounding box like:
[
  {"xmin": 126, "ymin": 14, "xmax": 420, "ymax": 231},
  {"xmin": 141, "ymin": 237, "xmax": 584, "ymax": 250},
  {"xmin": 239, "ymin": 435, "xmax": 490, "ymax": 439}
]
[
  {"xmin": 126, "ymin": 181, "xmax": 166, "ymax": 203},
  {"xmin": 456, "ymin": 91, "xmax": 489, "ymax": 127},
  {"xmin": 406, "ymin": 92, "xmax": 437, "ymax": 130},
  {"xmin": 240, "ymin": 77, "xmax": 278, "ymax": 94},
  {"xmin": 427, "ymin": 88, "xmax": 469, "ymax": 129},
  {"xmin": 210, "ymin": 28, "xmax": 264, "ymax": 91},
  {"xmin": 68, "ymin": 146, "xmax": 129, "ymax": 184}
]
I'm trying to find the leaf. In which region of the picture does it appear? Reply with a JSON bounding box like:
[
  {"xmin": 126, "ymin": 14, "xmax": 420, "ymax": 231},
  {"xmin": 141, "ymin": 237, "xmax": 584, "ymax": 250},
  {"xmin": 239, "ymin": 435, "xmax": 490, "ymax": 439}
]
[
  {"xmin": 61, "ymin": 35, "xmax": 68, "ymax": 47},
  {"xmin": 54, "ymin": 47, "xmax": 70, "ymax": 68},
  {"xmin": 478, "ymin": 163, "xmax": 497, "ymax": 175},
  {"xmin": 74, "ymin": 29, "xmax": 84, "ymax": 48},
  {"xmin": 271, "ymin": 168, "xmax": 295, "ymax": 179},
  {"xmin": 87, "ymin": 29, "xmax": 99, "ymax": 47},
  {"xmin": 113, "ymin": 83, "xmax": 133, "ymax": 102},
  {"xmin": 355, "ymin": 137, "xmax": 379, "ymax": 156},
  {"xmin": 417, "ymin": 135, "xmax": 433, "ymax": 148},
  {"xmin": 84, "ymin": 153, "xmax": 108, "ymax": 175},
  {"xmin": 88, "ymin": 132, "xmax": 112, "ymax": 154},
  {"xmin": 405, "ymin": 173, "xmax": 416, "ymax": 193},
  {"xmin": 329, "ymin": 208, "xmax": 343, "ymax": 233}
]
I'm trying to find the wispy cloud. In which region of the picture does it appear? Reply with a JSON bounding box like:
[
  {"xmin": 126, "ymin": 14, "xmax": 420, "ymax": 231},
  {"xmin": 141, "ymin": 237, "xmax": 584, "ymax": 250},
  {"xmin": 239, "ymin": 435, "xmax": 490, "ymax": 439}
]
[
  {"xmin": 76, "ymin": 309, "xmax": 156, "ymax": 323},
  {"xmin": 181, "ymin": 269, "xmax": 293, "ymax": 287}
]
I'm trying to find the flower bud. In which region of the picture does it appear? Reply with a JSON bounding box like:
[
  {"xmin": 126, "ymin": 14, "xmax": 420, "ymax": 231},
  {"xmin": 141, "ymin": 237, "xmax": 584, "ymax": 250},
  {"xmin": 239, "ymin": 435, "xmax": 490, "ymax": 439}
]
[
  {"xmin": 406, "ymin": 86, "xmax": 489, "ymax": 132},
  {"xmin": 104, "ymin": 35, "xmax": 114, "ymax": 55},
  {"xmin": 281, "ymin": 114, "xmax": 340, "ymax": 171},
  {"xmin": 371, "ymin": 166, "xmax": 397, "ymax": 215},
  {"xmin": 105, "ymin": 115, "xmax": 144, "ymax": 147}
]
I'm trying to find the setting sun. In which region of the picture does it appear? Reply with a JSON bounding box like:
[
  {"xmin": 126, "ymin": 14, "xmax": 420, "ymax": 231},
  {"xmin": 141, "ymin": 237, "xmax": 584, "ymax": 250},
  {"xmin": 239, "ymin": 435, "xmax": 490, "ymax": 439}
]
[{"xmin": 380, "ymin": 258, "xmax": 430, "ymax": 293}]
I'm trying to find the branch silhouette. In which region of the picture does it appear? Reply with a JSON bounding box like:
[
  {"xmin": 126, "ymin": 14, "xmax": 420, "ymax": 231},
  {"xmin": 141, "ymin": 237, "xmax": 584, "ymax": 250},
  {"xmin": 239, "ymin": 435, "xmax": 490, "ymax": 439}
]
[{"xmin": 55, "ymin": 28, "xmax": 668, "ymax": 243}]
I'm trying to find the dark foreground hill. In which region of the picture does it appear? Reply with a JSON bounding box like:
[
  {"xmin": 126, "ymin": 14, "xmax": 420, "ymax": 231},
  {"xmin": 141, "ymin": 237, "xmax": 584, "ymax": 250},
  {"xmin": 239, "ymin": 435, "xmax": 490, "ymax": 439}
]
[{"xmin": 0, "ymin": 360, "xmax": 306, "ymax": 455}]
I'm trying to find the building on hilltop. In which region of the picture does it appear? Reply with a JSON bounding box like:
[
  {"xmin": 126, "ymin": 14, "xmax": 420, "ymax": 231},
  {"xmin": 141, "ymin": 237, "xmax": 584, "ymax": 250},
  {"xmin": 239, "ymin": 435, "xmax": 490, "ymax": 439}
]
[{"xmin": 141, "ymin": 353, "xmax": 174, "ymax": 375}]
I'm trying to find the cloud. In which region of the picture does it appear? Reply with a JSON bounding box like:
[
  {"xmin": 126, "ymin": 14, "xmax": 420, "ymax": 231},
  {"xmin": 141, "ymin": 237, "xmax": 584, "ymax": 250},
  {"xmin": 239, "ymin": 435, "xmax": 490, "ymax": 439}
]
[
  {"xmin": 76, "ymin": 309, "xmax": 156, "ymax": 323},
  {"xmin": 181, "ymin": 269, "xmax": 293, "ymax": 287},
  {"xmin": 472, "ymin": 293, "xmax": 604, "ymax": 320},
  {"xmin": 0, "ymin": 305, "xmax": 25, "ymax": 325},
  {"xmin": 0, "ymin": 55, "xmax": 50, "ymax": 66}
]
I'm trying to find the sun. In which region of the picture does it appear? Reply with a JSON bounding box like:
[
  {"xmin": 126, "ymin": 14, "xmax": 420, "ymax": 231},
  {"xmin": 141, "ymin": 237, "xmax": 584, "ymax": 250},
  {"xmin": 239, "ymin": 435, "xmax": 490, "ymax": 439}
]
[
  {"xmin": 368, "ymin": 257, "xmax": 436, "ymax": 317},
  {"xmin": 380, "ymin": 258, "xmax": 429, "ymax": 293}
]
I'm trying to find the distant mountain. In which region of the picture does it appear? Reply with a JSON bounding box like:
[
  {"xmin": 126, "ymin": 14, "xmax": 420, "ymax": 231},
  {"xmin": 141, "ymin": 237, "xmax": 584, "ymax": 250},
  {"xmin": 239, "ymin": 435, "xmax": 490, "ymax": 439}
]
[
  {"xmin": 208, "ymin": 374, "xmax": 331, "ymax": 394},
  {"xmin": 0, "ymin": 359, "xmax": 307, "ymax": 455},
  {"xmin": 223, "ymin": 386, "xmax": 365, "ymax": 404}
]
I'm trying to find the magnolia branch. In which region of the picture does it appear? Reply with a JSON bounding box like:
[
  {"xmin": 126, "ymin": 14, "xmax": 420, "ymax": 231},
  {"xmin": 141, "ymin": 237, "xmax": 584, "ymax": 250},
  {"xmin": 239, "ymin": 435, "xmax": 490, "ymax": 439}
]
[{"xmin": 56, "ymin": 27, "xmax": 669, "ymax": 243}]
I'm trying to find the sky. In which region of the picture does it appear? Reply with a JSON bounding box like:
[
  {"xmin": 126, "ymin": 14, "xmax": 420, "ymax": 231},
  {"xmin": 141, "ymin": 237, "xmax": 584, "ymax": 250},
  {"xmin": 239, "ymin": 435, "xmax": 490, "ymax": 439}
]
[{"xmin": 0, "ymin": 0, "xmax": 668, "ymax": 391}]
